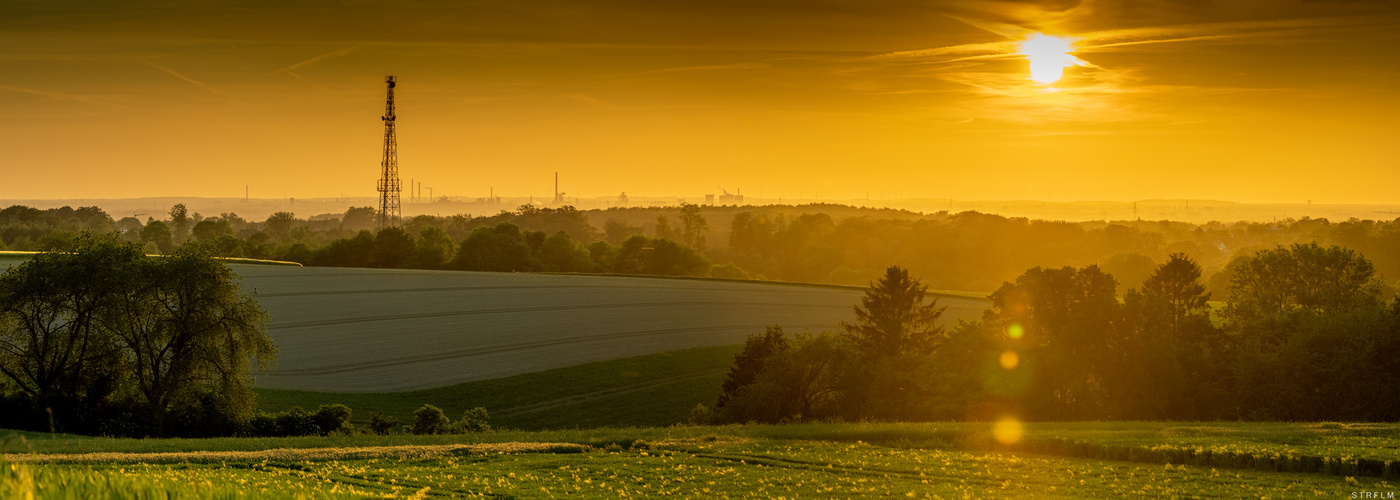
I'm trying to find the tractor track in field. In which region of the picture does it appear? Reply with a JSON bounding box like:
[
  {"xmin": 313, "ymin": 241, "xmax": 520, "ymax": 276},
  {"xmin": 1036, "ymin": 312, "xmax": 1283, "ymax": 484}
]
[
  {"xmin": 255, "ymin": 283, "xmax": 793, "ymax": 298},
  {"xmin": 268, "ymin": 324, "xmax": 834, "ymax": 376},
  {"xmin": 493, "ymin": 368, "xmax": 730, "ymax": 417},
  {"xmin": 270, "ymin": 301, "xmax": 851, "ymax": 330}
]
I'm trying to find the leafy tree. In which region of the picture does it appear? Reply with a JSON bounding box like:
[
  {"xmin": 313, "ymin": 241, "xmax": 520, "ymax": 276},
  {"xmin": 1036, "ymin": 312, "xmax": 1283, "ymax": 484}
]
[
  {"xmin": 411, "ymin": 404, "xmax": 451, "ymax": 435},
  {"xmin": 604, "ymin": 219, "xmax": 643, "ymax": 245},
  {"xmin": 716, "ymin": 332, "xmax": 848, "ymax": 423},
  {"xmin": 1097, "ymin": 252, "xmax": 1155, "ymax": 294},
  {"xmin": 342, "ymin": 207, "xmax": 377, "ymax": 233},
  {"xmin": 716, "ymin": 327, "xmax": 789, "ymax": 410},
  {"xmin": 454, "ymin": 223, "xmax": 537, "ymax": 272},
  {"xmin": 141, "ymin": 220, "xmax": 174, "ymax": 253},
  {"xmin": 537, "ymin": 232, "xmax": 592, "ymax": 272},
  {"xmin": 263, "ymin": 212, "xmax": 297, "ymax": 240},
  {"xmin": 456, "ymin": 407, "xmax": 490, "ymax": 432},
  {"xmin": 841, "ymin": 266, "xmax": 946, "ymax": 358},
  {"xmin": 169, "ymin": 204, "xmax": 190, "ymax": 244},
  {"xmin": 987, "ymin": 265, "xmax": 1122, "ymax": 419},
  {"xmin": 314, "ymin": 230, "xmax": 375, "ymax": 268},
  {"xmin": 406, "ymin": 226, "xmax": 456, "ymax": 269},
  {"xmin": 102, "ymin": 247, "xmax": 275, "ymax": 434},
  {"xmin": 368, "ymin": 411, "xmax": 398, "ymax": 435},
  {"xmin": 0, "ymin": 234, "xmax": 139, "ymax": 411},
  {"xmin": 1142, "ymin": 252, "xmax": 1211, "ymax": 332},
  {"xmin": 370, "ymin": 227, "xmax": 415, "ymax": 268},
  {"xmin": 679, "ymin": 204, "xmax": 708, "ymax": 251},
  {"xmin": 0, "ymin": 235, "xmax": 276, "ymax": 436},
  {"xmin": 192, "ymin": 219, "xmax": 234, "ymax": 242},
  {"xmin": 1226, "ymin": 242, "xmax": 1384, "ymax": 323},
  {"xmin": 653, "ymin": 215, "xmax": 677, "ymax": 240},
  {"xmin": 312, "ymin": 404, "xmax": 353, "ymax": 435}
]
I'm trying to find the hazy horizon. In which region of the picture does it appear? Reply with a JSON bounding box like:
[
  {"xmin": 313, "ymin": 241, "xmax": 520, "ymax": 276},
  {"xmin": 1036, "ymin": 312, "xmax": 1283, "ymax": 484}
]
[{"xmin": 2, "ymin": 1, "xmax": 1397, "ymax": 203}]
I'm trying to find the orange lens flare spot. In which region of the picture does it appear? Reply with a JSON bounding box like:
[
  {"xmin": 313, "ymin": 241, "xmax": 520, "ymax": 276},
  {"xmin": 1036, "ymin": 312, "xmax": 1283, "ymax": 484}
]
[
  {"xmin": 993, "ymin": 417, "xmax": 1024, "ymax": 445},
  {"xmin": 999, "ymin": 350, "xmax": 1020, "ymax": 370},
  {"xmin": 1006, "ymin": 323, "xmax": 1024, "ymax": 339}
]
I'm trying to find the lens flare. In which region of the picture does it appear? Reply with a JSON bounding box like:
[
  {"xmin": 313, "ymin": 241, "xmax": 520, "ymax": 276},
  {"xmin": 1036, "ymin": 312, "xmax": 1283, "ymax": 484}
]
[
  {"xmin": 1019, "ymin": 33, "xmax": 1082, "ymax": 84},
  {"xmin": 993, "ymin": 417, "xmax": 1024, "ymax": 445},
  {"xmin": 1006, "ymin": 323, "xmax": 1024, "ymax": 339},
  {"xmin": 999, "ymin": 350, "xmax": 1020, "ymax": 370}
]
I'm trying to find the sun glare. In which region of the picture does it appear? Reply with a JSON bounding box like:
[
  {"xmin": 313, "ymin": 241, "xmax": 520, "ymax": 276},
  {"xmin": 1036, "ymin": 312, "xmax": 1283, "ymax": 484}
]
[
  {"xmin": 1019, "ymin": 33, "xmax": 1081, "ymax": 84},
  {"xmin": 993, "ymin": 417, "xmax": 1024, "ymax": 445}
]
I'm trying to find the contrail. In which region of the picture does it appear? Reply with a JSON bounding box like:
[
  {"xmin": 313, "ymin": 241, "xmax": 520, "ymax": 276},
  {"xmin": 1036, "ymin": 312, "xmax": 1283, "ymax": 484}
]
[
  {"xmin": 150, "ymin": 63, "xmax": 226, "ymax": 95},
  {"xmin": 275, "ymin": 46, "xmax": 359, "ymax": 73},
  {"xmin": 0, "ymin": 85, "xmax": 114, "ymax": 107}
]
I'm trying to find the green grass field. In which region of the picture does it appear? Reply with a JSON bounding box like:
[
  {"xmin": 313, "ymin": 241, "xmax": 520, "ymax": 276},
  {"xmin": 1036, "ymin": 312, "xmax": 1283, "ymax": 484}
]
[
  {"xmin": 9, "ymin": 347, "xmax": 1400, "ymax": 497},
  {"xmin": 256, "ymin": 344, "xmax": 741, "ymax": 430},
  {"xmin": 7, "ymin": 422, "xmax": 1400, "ymax": 498}
]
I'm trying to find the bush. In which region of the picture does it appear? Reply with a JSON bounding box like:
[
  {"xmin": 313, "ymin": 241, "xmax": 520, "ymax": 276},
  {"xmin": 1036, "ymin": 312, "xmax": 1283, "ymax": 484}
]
[
  {"xmin": 368, "ymin": 411, "xmax": 398, "ymax": 435},
  {"xmin": 411, "ymin": 405, "xmax": 451, "ymax": 435},
  {"xmin": 274, "ymin": 407, "xmax": 320, "ymax": 436},
  {"xmin": 457, "ymin": 407, "xmax": 491, "ymax": 433},
  {"xmin": 313, "ymin": 404, "xmax": 353, "ymax": 435},
  {"xmin": 689, "ymin": 403, "xmax": 711, "ymax": 426}
]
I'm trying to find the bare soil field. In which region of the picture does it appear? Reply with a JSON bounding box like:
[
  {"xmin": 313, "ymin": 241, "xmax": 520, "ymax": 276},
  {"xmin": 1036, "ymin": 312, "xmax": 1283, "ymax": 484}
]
[{"xmin": 228, "ymin": 266, "xmax": 988, "ymax": 393}]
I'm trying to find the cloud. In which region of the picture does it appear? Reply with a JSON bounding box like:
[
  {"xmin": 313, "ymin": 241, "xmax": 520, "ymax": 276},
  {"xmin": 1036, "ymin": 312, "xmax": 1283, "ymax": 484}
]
[
  {"xmin": 275, "ymin": 46, "xmax": 359, "ymax": 73},
  {"xmin": 0, "ymin": 85, "xmax": 121, "ymax": 108},
  {"xmin": 642, "ymin": 62, "xmax": 769, "ymax": 74},
  {"xmin": 149, "ymin": 64, "xmax": 227, "ymax": 95}
]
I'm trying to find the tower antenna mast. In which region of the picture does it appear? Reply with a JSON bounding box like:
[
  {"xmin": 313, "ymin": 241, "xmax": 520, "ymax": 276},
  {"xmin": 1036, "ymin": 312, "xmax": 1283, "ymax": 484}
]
[{"xmin": 377, "ymin": 75, "xmax": 402, "ymax": 229}]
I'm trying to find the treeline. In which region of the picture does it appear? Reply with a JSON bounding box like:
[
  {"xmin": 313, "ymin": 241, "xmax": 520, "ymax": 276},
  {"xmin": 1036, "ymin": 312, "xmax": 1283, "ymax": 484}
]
[
  {"xmin": 0, "ymin": 235, "xmax": 276, "ymax": 437},
  {"xmin": 4, "ymin": 203, "xmax": 1398, "ymax": 294},
  {"xmin": 706, "ymin": 244, "xmax": 1400, "ymax": 423}
]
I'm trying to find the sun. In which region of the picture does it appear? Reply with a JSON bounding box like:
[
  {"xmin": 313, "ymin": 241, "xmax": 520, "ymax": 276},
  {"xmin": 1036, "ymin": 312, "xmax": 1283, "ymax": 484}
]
[{"xmin": 1019, "ymin": 33, "xmax": 1082, "ymax": 84}]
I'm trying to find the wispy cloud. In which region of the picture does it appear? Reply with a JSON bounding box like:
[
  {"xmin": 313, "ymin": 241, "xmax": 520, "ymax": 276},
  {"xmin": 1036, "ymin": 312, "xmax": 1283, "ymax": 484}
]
[
  {"xmin": 275, "ymin": 46, "xmax": 359, "ymax": 73},
  {"xmin": 149, "ymin": 63, "xmax": 226, "ymax": 95},
  {"xmin": 0, "ymin": 85, "xmax": 121, "ymax": 108},
  {"xmin": 641, "ymin": 62, "xmax": 769, "ymax": 74},
  {"xmin": 867, "ymin": 17, "xmax": 1351, "ymax": 63}
]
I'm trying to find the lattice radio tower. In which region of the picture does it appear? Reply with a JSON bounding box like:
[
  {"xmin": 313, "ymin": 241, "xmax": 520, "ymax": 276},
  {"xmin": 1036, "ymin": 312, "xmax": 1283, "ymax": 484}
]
[{"xmin": 377, "ymin": 75, "xmax": 402, "ymax": 229}]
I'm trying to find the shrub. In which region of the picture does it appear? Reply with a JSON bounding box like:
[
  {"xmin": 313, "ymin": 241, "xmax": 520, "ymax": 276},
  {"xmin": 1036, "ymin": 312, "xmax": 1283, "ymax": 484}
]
[
  {"xmin": 313, "ymin": 404, "xmax": 353, "ymax": 435},
  {"xmin": 368, "ymin": 411, "xmax": 398, "ymax": 435},
  {"xmin": 689, "ymin": 403, "xmax": 711, "ymax": 426},
  {"xmin": 457, "ymin": 407, "xmax": 491, "ymax": 433},
  {"xmin": 274, "ymin": 407, "xmax": 320, "ymax": 436},
  {"xmin": 411, "ymin": 405, "xmax": 451, "ymax": 435}
]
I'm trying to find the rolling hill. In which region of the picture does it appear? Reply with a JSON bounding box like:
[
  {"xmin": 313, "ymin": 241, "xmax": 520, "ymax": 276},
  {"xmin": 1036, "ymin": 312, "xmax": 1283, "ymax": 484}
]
[{"xmin": 229, "ymin": 265, "xmax": 988, "ymax": 393}]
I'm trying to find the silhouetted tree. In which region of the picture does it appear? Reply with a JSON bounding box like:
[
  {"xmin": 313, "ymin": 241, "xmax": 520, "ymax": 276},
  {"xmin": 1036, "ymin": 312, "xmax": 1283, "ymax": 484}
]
[
  {"xmin": 141, "ymin": 220, "xmax": 174, "ymax": 253},
  {"xmin": 1142, "ymin": 252, "xmax": 1211, "ymax": 332},
  {"xmin": 342, "ymin": 207, "xmax": 377, "ymax": 233},
  {"xmin": 653, "ymin": 215, "xmax": 677, "ymax": 240},
  {"xmin": 841, "ymin": 266, "xmax": 946, "ymax": 358},
  {"xmin": 716, "ymin": 327, "xmax": 789, "ymax": 409},
  {"xmin": 370, "ymin": 227, "xmax": 415, "ymax": 268},
  {"xmin": 454, "ymin": 223, "xmax": 536, "ymax": 272},
  {"xmin": 1226, "ymin": 243, "xmax": 1384, "ymax": 324},
  {"xmin": 264, "ymin": 212, "xmax": 296, "ymax": 240},
  {"xmin": 679, "ymin": 204, "xmax": 708, "ymax": 251},
  {"xmin": 169, "ymin": 204, "xmax": 190, "ymax": 245},
  {"xmin": 406, "ymin": 226, "xmax": 455, "ymax": 269}
]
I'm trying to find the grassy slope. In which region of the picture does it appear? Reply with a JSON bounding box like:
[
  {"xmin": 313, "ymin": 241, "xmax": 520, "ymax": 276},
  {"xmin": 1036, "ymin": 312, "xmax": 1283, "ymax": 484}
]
[{"xmin": 256, "ymin": 344, "xmax": 741, "ymax": 430}]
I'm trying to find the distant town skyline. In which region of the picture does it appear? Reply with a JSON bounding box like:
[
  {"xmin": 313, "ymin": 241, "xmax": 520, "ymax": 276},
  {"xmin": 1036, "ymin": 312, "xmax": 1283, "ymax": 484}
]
[{"xmin": 2, "ymin": 1, "xmax": 1397, "ymax": 204}]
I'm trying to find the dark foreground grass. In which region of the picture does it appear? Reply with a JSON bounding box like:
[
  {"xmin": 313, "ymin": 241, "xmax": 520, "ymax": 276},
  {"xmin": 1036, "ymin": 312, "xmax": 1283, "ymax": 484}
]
[{"xmin": 256, "ymin": 344, "xmax": 741, "ymax": 431}]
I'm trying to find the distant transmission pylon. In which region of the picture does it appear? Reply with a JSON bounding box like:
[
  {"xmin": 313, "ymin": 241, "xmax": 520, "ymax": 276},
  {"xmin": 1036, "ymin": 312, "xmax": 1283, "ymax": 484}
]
[{"xmin": 377, "ymin": 75, "xmax": 402, "ymax": 229}]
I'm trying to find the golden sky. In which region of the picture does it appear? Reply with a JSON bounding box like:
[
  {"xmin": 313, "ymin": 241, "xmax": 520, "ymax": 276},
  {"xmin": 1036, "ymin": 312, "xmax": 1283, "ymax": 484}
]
[{"xmin": 2, "ymin": 0, "xmax": 1397, "ymax": 204}]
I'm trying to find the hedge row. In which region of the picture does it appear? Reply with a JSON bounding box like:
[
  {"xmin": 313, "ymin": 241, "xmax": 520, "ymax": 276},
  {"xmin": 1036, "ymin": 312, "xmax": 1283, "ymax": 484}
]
[{"xmin": 992, "ymin": 437, "xmax": 1397, "ymax": 478}]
